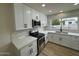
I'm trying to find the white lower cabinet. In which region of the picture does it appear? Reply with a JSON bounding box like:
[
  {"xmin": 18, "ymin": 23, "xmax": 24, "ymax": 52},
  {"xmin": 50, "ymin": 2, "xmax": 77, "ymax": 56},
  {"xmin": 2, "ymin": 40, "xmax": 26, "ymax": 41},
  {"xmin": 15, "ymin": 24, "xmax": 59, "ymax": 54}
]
[
  {"xmin": 48, "ymin": 33, "xmax": 79, "ymax": 51},
  {"xmin": 20, "ymin": 40, "xmax": 37, "ymax": 56},
  {"xmin": 70, "ymin": 36, "xmax": 79, "ymax": 50},
  {"xmin": 47, "ymin": 33, "xmax": 52, "ymax": 42},
  {"xmin": 61, "ymin": 35, "xmax": 72, "ymax": 47},
  {"xmin": 71, "ymin": 41, "xmax": 79, "ymax": 50},
  {"xmin": 61, "ymin": 35, "xmax": 79, "ymax": 50},
  {"xmin": 20, "ymin": 45, "xmax": 30, "ymax": 56},
  {"xmin": 53, "ymin": 34, "xmax": 61, "ymax": 44},
  {"xmin": 48, "ymin": 33, "xmax": 61, "ymax": 44}
]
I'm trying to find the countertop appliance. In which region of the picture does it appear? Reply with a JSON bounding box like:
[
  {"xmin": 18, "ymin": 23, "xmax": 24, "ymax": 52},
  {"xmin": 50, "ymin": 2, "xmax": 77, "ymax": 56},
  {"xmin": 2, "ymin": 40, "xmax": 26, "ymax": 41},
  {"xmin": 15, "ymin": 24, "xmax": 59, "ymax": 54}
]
[{"xmin": 29, "ymin": 30, "xmax": 45, "ymax": 55}]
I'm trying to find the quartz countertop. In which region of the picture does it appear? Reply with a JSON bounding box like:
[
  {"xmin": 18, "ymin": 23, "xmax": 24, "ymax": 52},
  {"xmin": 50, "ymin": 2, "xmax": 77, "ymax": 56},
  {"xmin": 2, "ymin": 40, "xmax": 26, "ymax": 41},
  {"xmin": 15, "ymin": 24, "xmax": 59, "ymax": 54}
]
[
  {"xmin": 48, "ymin": 31, "xmax": 79, "ymax": 36},
  {"xmin": 39, "ymin": 30, "xmax": 79, "ymax": 36},
  {"xmin": 68, "ymin": 32, "xmax": 79, "ymax": 36},
  {"xmin": 12, "ymin": 35, "xmax": 37, "ymax": 50},
  {"xmin": 39, "ymin": 30, "xmax": 56, "ymax": 34}
]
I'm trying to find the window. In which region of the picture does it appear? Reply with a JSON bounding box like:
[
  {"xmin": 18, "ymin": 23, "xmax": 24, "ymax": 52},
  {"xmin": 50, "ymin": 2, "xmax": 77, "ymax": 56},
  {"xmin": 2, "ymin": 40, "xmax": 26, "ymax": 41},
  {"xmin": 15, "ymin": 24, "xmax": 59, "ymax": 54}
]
[
  {"xmin": 52, "ymin": 19, "xmax": 60, "ymax": 25},
  {"xmin": 50, "ymin": 17, "xmax": 78, "ymax": 32},
  {"xmin": 62, "ymin": 17, "xmax": 78, "ymax": 31}
]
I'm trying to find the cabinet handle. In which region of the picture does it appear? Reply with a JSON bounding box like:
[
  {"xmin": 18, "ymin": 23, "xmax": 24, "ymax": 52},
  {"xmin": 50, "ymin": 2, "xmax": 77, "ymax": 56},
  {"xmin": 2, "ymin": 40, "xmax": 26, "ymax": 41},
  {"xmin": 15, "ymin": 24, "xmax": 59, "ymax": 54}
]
[
  {"xmin": 24, "ymin": 24, "xmax": 27, "ymax": 28},
  {"xmin": 59, "ymin": 38, "xmax": 62, "ymax": 41},
  {"xmin": 51, "ymin": 36, "xmax": 53, "ymax": 38},
  {"xmin": 30, "ymin": 48, "xmax": 33, "ymax": 55},
  {"xmin": 28, "ymin": 44, "xmax": 32, "ymax": 47}
]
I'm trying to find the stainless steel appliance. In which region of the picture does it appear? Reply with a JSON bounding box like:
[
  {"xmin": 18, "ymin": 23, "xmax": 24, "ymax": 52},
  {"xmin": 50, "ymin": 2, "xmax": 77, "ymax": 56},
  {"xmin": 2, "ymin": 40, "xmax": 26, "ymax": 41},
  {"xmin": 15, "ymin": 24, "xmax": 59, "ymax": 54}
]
[{"xmin": 29, "ymin": 30, "xmax": 45, "ymax": 55}]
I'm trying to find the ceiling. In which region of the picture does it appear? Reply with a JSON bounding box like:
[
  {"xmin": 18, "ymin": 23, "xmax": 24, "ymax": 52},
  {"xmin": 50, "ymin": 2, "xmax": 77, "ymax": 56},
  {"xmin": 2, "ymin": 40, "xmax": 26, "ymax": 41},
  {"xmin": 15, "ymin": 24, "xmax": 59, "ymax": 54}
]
[{"xmin": 26, "ymin": 3, "xmax": 79, "ymax": 15}]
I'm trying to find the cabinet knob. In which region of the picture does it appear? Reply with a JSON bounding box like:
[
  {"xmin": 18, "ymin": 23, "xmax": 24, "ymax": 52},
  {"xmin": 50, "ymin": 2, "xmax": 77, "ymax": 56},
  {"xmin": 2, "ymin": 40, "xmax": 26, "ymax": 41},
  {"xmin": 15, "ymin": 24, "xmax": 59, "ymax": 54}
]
[
  {"xmin": 24, "ymin": 24, "xmax": 27, "ymax": 28},
  {"xmin": 30, "ymin": 48, "xmax": 33, "ymax": 55},
  {"xmin": 59, "ymin": 38, "xmax": 62, "ymax": 41},
  {"xmin": 28, "ymin": 44, "xmax": 32, "ymax": 47}
]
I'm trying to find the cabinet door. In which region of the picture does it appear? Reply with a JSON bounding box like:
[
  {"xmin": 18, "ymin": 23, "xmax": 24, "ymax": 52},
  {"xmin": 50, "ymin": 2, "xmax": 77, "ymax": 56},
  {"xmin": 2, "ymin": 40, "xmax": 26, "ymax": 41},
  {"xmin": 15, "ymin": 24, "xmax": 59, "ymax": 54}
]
[
  {"xmin": 14, "ymin": 4, "xmax": 24, "ymax": 30},
  {"xmin": 31, "ymin": 9, "xmax": 40, "ymax": 21},
  {"xmin": 53, "ymin": 34, "xmax": 61, "ymax": 44},
  {"xmin": 48, "ymin": 33, "xmax": 60, "ymax": 44},
  {"xmin": 31, "ymin": 9, "xmax": 36, "ymax": 20},
  {"xmin": 47, "ymin": 33, "xmax": 52, "ymax": 41},
  {"xmin": 39, "ymin": 13, "xmax": 47, "ymax": 27},
  {"xmin": 61, "ymin": 35, "xmax": 72, "ymax": 47},
  {"xmin": 20, "ymin": 45, "xmax": 30, "ymax": 56},
  {"xmin": 44, "ymin": 15, "xmax": 47, "ymax": 26},
  {"xmin": 42, "ymin": 15, "xmax": 47, "ymax": 26},
  {"xmin": 31, "ymin": 40, "xmax": 37, "ymax": 56},
  {"xmin": 71, "ymin": 36, "xmax": 79, "ymax": 50},
  {"xmin": 23, "ymin": 5, "xmax": 32, "ymax": 28},
  {"xmin": 20, "ymin": 40, "xmax": 37, "ymax": 56},
  {"xmin": 21, "ymin": 43, "xmax": 33, "ymax": 56},
  {"xmin": 35, "ymin": 11, "xmax": 40, "ymax": 21}
]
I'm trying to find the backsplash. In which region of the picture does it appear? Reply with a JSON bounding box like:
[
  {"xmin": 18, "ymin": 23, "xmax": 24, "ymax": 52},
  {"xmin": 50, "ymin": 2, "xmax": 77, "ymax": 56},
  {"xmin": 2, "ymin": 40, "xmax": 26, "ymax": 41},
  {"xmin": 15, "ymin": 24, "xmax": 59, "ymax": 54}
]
[
  {"xmin": 12, "ymin": 29, "xmax": 30, "ymax": 39},
  {"xmin": 15, "ymin": 29, "xmax": 30, "ymax": 37}
]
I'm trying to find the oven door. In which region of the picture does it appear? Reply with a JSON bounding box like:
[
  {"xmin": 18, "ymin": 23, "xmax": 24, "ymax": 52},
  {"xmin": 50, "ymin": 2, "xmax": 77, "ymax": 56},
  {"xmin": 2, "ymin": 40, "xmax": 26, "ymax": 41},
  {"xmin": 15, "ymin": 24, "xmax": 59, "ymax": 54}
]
[{"xmin": 37, "ymin": 36, "xmax": 45, "ymax": 54}]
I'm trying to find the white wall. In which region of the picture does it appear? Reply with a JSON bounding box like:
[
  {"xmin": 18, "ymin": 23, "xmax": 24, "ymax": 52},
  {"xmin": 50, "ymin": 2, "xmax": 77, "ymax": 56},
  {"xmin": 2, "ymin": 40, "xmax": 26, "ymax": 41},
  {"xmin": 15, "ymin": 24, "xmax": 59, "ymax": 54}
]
[{"xmin": 0, "ymin": 4, "xmax": 12, "ymax": 53}]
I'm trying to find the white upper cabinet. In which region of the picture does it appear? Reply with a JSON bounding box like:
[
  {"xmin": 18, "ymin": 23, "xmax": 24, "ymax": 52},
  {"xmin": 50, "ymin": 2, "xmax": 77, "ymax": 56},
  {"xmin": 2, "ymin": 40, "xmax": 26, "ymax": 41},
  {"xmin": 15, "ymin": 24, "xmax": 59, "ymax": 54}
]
[
  {"xmin": 14, "ymin": 3, "xmax": 47, "ymax": 30},
  {"xmin": 35, "ymin": 11, "xmax": 40, "ymax": 21},
  {"xmin": 14, "ymin": 4, "xmax": 24, "ymax": 30},
  {"xmin": 23, "ymin": 5, "xmax": 32, "ymax": 28},
  {"xmin": 14, "ymin": 4, "xmax": 32, "ymax": 30},
  {"xmin": 31, "ymin": 9, "xmax": 40, "ymax": 21},
  {"xmin": 31, "ymin": 9, "xmax": 47, "ymax": 27},
  {"xmin": 39, "ymin": 13, "xmax": 47, "ymax": 27}
]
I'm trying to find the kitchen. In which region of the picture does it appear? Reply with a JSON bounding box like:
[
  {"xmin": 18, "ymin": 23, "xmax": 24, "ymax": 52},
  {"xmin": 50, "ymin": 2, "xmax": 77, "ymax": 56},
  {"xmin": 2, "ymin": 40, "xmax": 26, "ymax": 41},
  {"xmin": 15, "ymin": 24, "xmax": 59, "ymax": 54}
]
[{"xmin": 0, "ymin": 3, "xmax": 79, "ymax": 56}]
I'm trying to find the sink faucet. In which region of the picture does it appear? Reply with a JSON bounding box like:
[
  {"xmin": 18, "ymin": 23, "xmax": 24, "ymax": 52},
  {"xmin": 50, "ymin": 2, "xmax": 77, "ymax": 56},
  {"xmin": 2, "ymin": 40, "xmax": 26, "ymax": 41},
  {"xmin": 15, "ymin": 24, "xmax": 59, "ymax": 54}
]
[
  {"xmin": 60, "ymin": 26, "xmax": 62, "ymax": 32},
  {"xmin": 60, "ymin": 18, "xmax": 63, "ymax": 32}
]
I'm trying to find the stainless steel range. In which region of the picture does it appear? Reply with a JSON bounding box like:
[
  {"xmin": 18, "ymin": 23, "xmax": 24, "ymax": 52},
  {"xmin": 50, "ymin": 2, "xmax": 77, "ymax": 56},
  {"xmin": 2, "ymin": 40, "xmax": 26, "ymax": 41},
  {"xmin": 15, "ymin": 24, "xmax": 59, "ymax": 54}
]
[{"xmin": 29, "ymin": 30, "xmax": 45, "ymax": 55}]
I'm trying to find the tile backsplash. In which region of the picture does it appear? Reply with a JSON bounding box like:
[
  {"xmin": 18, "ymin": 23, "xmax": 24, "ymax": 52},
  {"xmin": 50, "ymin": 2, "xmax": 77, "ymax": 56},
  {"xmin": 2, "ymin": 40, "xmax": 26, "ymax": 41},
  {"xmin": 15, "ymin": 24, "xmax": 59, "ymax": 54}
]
[
  {"xmin": 15, "ymin": 29, "xmax": 30, "ymax": 37},
  {"xmin": 12, "ymin": 29, "xmax": 31, "ymax": 39}
]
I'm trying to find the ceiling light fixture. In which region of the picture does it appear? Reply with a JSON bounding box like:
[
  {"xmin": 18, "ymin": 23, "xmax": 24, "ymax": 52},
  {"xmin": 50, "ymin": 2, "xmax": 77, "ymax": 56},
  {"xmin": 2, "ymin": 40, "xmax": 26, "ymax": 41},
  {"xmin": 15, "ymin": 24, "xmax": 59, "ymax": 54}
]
[
  {"xmin": 73, "ymin": 3, "xmax": 79, "ymax": 5},
  {"xmin": 42, "ymin": 4, "xmax": 46, "ymax": 7},
  {"xmin": 49, "ymin": 10, "xmax": 52, "ymax": 12},
  {"xmin": 59, "ymin": 11, "xmax": 63, "ymax": 13}
]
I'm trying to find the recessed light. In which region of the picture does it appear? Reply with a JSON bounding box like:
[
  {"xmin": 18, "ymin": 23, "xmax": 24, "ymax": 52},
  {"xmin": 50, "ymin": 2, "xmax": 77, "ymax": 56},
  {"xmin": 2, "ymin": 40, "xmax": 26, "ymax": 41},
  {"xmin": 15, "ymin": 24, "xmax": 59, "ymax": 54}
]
[
  {"xmin": 42, "ymin": 4, "xmax": 46, "ymax": 7},
  {"xmin": 73, "ymin": 3, "xmax": 79, "ymax": 5},
  {"xmin": 59, "ymin": 11, "xmax": 63, "ymax": 12},
  {"xmin": 49, "ymin": 10, "xmax": 52, "ymax": 12}
]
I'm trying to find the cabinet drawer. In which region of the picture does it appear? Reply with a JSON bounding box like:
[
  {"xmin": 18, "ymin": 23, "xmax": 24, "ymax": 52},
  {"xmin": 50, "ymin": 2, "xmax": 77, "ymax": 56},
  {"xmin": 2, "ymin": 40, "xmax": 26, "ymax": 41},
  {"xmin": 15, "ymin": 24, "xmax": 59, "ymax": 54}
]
[
  {"xmin": 20, "ymin": 40, "xmax": 37, "ymax": 56},
  {"xmin": 20, "ymin": 45, "xmax": 30, "ymax": 56}
]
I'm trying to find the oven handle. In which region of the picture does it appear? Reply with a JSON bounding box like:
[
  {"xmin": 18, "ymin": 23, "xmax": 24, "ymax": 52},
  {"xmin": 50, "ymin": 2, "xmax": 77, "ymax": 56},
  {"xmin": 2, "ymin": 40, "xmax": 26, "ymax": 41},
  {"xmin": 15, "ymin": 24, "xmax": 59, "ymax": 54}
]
[{"xmin": 39, "ymin": 36, "xmax": 45, "ymax": 40}]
